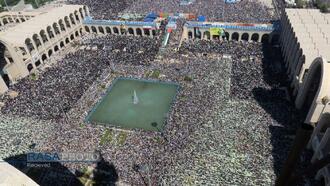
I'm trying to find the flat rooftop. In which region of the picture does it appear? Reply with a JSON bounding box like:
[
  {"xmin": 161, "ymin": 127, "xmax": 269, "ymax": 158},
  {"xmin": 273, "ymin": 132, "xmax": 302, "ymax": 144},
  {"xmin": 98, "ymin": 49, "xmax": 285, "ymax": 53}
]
[
  {"xmin": 286, "ymin": 8, "xmax": 330, "ymax": 66},
  {"xmin": 0, "ymin": 4, "xmax": 84, "ymax": 46}
]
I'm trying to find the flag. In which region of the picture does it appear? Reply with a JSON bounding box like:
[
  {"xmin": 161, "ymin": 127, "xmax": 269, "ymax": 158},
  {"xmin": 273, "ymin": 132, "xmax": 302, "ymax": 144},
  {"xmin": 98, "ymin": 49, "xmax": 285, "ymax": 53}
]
[{"xmin": 210, "ymin": 28, "xmax": 220, "ymax": 35}]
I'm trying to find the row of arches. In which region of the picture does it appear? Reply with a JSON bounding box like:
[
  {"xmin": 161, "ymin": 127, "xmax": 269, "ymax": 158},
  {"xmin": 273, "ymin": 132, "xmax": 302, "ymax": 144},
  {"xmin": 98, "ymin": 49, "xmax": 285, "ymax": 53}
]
[
  {"xmin": 0, "ymin": 15, "xmax": 33, "ymax": 26},
  {"xmin": 280, "ymin": 13, "xmax": 330, "ymax": 129},
  {"xmin": 24, "ymin": 6, "xmax": 88, "ymax": 54},
  {"xmin": 26, "ymin": 31, "xmax": 81, "ymax": 72},
  {"xmin": 85, "ymin": 25, "xmax": 157, "ymax": 37},
  {"xmin": 187, "ymin": 30, "xmax": 280, "ymax": 44}
]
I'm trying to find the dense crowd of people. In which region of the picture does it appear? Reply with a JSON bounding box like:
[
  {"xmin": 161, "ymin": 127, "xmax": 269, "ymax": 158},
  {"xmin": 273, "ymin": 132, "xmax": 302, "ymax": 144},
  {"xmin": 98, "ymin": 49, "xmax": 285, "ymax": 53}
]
[
  {"xmin": 0, "ymin": 29, "xmax": 305, "ymax": 184},
  {"xmin": 0, "ymin": 35, "xmax": 160, "ymax": 120},
  {"xmin": 0, "ymin": 0, "xmax": 306, "ymax": 183},
  {"xmin": 68, "ymin": 0, "xmax": 134, "ymax": 20},
  {"xmin": 126, "ymin": 0, "xmax": 275, "ymax": 23},
  {"xmin": 68, "ymin": 0, "xmax": 275, "ymax": 23},
  {"xmin": 179, "ymin": 40, "xmax": 288, "ymax": 100}
]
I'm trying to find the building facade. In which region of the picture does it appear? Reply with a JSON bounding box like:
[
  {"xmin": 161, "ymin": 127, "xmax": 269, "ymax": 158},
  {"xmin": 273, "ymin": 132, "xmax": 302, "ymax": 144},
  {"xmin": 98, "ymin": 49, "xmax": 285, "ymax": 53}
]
[
  {"xmin": 182, "ymin": 21, "xmax": 280, "ymax": 43},
  {"xmin": 281, "ymin": 8, "xmax": 330, "ymax": 183},
  {"xmin": 0, "ymin": 4, "xmax": 90, "ymax": 93}
]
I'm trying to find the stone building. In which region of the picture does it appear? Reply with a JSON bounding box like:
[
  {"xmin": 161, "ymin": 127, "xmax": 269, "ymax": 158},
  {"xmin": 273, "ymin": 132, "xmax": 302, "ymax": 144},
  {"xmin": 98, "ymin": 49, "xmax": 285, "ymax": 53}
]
[
  {"xmin": 280, "ymin": 8, "xmax": 330, "ymax": 183},
  {"xmin": 181, "ymin": 21, "xmax": 280, "ymax": 43},
  {"xmin": 0, "ymin": 4, "xmax": 90, "ymax": 93}
]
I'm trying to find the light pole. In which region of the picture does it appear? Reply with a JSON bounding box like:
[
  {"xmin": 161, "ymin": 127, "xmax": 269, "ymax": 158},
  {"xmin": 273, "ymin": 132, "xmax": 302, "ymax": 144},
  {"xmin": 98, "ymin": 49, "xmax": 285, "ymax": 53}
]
[
  {"xmin": 151, "ymin": 122, "xmax": 169, "ymax": 143},
  {"xmin": 3, "ymin": 0, "xmax": 9, "ymax": 10},
  {"xmin": 34, "ymin": 0, "xmax": 39, "ymax": 8},
  {"xmin": 133, "ymin": 164, "xmax": 148, "ymax": 186}
]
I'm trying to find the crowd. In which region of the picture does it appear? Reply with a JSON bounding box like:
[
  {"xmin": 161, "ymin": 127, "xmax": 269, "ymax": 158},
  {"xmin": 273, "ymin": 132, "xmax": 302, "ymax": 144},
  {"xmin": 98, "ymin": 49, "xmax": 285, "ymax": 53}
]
[
  {"xmin": 179, "ymin": 39, "xmax": 288, "ymax": 100},
  {"xmin": 126, "ymin": 0, "xmax": 275, "ymax": 23},
  {"xmin": 68, "ymin": 0, "xmax": 275, "ymax": 23},
  {"xmin": 0, "ymin": 21, "xmax": 303, "ymax": 185},
  {"xmin": 67, "ymin": 0, "xmax": 134, "ymax": 20},
  {"xmin": 0, "ymin": 44, "xmax": 6, "ymax": 74},
  {"xmin": 0, "ymin": 35, "xmax": 160, "ymax": 120}
]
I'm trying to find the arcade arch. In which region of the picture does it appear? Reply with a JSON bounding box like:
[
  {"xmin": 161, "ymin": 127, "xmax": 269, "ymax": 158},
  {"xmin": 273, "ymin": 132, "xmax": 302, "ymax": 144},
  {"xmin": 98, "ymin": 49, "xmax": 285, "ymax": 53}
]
[
  {"xmin": 85, "ymin": 26, "xmax": 90, "ymax": 33},
  {"xmin": 83, "ymin": 6, "xmax": 89, "ymax": 17},
  {"xmin": 35, "ymin": 60, "xmax": 41, "ymax": 67},
  {"xmin": 69, "ymin": 13, "xmax": 76, "ymax": 25},
  {"xmin": 48, "ymin": 49, "xmax": 53, "ymax": 57},
  {"xmin": 128, "ymin": 28, "xmax": 134, "ymax": 35},
  {"xmin": 312, "ymin": 113, "xmax": 330, "ymax": 139},
  {"xmin": 41, "ymin": 54, "xmax": 47, "ymax": 61},
  {"xmin": 32, "ymin": 34, "xmax": 42, "ymax": 48},
  {"xmin": 203, "ymin": 31, "xmax": 210, "ymax": 40},
  {"xmin": 47, "ymin": 26, "xmax": 55, "ymax": 39},
  {"xmin": 3, "ymin": 18, "xmax": 8, "ymax": 25},
  {"xmin": 251, "ymin": 33, "xmax": 259, "ymax": 42},
  {"xmin": 0, "ymin": 42, "xmax": 12, "ymax": 86},
  {"xmin": 295, "ymin": 57, "xmax": 330, "ymax": 122},
  {"xmin": 40, "ymin": 30, "xmax": 48, "ymax": 44},
  {"xmin": 261, "ymin": 34, "xmax": 269, "ymax": 43},
  {"xmin": 241, "ymin": 33, "xmax": 249, "ymax": 41},
  {"xmin": 25, "ymin": 38, "xmax": 34, "ymax": 53},
  {"xmin": 106, "ymin": 27, "xmax": 111, "ymax": 34},
  {"xmin": 54, "ymin": 45, "xmax": 59, "ymax": 52},
  {"xmin": 60, "ymin": 41, "xmax": 65, "ymax": 48},
  {"xmin": 59, "ymin": 19, "xmax": 66, "ymax": 32},
  {"xmin": 98, "ymin": 26, "xmax": 104, "ymax": 34},
  {"xmin": 271, "ymin": 34, "xmax": 280, "ymax": 45},
  {"xmin": 53, "ymin": 23, "xmax": 60, "ymax": 35},
  {"xmin": 74, "ymin": 11, "xmax": 80, "ymax": 22},
  {"xmin": 188, "ymin": 31, "xmax": 193, "ymax": 39},
  {"xmin": 232, "ymin": 32, "xmax": 239, "ymax": 41},
  {"xmin": 79, "ymin": 8, "xmax": 84, "ymax": 19},
  {"xmin": 144, "ymin": 29, "xmax": 150, "ymax": 36},
  {"xmin": 136, "ymin": 28, "xmax": 142, "ymax": 36},
  {"xmin": 91, "ymin": 26, "xmax": 97, "ymax": 33},
  {"xmin": 64, "ymin": 16, "xmax": 71, "ymax": 28},
  {"xmin": 27, "ymin": 63, "xmax": 33, "ymax": 72},
  {"xmin": 224, "ymin": 32, "xmax": 230, "ymax": 40}
]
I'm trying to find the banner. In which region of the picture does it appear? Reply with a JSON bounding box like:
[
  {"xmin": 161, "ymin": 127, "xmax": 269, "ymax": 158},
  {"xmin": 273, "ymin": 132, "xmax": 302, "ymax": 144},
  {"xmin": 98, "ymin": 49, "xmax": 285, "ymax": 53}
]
[
  {"xmin": 210, "ymin": 28, "xmax": 225, "ymax": 36},
  {"xmin": 210, "ymin": 28, "xmax": 220, "ymax": 35}
]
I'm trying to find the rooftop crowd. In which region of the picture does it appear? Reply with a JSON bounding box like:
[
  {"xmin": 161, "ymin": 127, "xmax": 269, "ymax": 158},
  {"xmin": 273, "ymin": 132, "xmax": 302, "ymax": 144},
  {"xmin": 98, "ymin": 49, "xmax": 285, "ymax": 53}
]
[
  {"xmin": 179, "ymin": 39, "xmax": 288, "ymax": 100},
  {"xmin": 0, "ymin": 30, "xmax": 301, "ymax": 184},
  {"xmin": 0, "ymin": 0, "xmax": 302, "ymax": 184},
  {"xmin": 68, "ymin": 0, "xmax": 275, "ymax": 23},
  {"xmin": 0, "ymin": 35, "xmax": 160, "ymax": 120}
]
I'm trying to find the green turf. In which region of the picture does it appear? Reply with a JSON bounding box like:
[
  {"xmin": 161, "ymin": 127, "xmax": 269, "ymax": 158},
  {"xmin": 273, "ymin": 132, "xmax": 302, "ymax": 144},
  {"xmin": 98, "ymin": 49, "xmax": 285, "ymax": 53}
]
[{"xmin": 86, "ymin": 78, "xmax": 179, "ymax": 131}]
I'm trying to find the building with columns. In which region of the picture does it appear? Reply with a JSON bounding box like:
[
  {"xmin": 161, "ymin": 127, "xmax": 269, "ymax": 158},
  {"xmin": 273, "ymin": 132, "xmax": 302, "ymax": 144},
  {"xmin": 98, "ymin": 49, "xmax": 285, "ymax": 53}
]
[
  {"xmin": 280, "ymin": 8, "xmax": 330, "ymax": 123},
  {"xmin": 182, "ymin": 21, "xmax": 280, "ymax": 43},
  {"xmin": 280, "ymin": 8, "xmax": 330, "ymax": 183},
  {"xmin": 0, "ymin": 11, "xmax": 41, "ymax": 27},
  {"xmin": 83, "ymin": 18, "xmax": 159, "ymax": 38},
  {"xmin": 0, "ymin": 4, "xmax": 90, "ymax": 94}
]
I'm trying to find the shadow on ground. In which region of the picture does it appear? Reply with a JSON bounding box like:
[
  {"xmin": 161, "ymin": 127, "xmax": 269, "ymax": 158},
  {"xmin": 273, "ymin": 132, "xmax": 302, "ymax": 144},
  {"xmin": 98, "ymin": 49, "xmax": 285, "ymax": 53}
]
[
  {"xmin": 253, "ymin": 43, "xmax": 303, "ymax": 178},
  {"xmin": 4, "ymin": 153, "xmax": 118, "ymax": 186}
]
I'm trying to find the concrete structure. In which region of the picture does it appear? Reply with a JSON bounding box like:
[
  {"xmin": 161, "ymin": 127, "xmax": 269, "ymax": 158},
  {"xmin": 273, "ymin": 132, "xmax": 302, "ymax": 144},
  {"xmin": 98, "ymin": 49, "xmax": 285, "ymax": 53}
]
[
  {"xmin": 280, "ymin": 9, "xmax": 330, "ymax": 123},
  {"xmin": 0, "ymin": 4, "xmax": 90, "ymax": 93},
  {"xmin": 182, "ymin": 21, "xmax": 280, "ymax": 43},
  {"xmin": 83, "ymin": 18, "xmax": 159, "ymax": 38},
  {"xmin": 280, "ymin": 8, "xmax": 330, "ymax": 183},
  {"xmin": 0, "ymin": 11, "xmax": 40, "ymax": 26},
  {"xmin": 0, "ymin": 4, "xmax": 163, "ymax": 94},
  {"xmin": 0, "ymin": 160, "xmax": 39, "ymax": 185}
]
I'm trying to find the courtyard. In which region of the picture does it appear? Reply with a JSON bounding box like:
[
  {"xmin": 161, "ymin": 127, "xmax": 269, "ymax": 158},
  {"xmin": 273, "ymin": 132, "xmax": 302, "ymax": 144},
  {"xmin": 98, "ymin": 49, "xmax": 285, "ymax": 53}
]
[
  {"xmin": 86, "ymin": 77, "xmax": 179, "ymax": 131},
  {"xmin": 0, "ymin": 34, "xmax": 303, "ymax": 185}
]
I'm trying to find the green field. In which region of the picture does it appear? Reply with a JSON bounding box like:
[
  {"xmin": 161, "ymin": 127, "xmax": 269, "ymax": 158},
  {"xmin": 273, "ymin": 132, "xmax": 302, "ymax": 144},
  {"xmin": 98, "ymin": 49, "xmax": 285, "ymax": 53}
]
[
  {"xmin": 0, "ymin": 0, "xmax": 53, "ymax": 12},
  {"xmin": 86, "ymin": 78, "xmax": 179, "ymax": 131}
]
